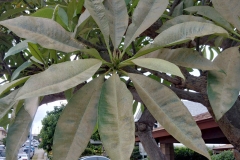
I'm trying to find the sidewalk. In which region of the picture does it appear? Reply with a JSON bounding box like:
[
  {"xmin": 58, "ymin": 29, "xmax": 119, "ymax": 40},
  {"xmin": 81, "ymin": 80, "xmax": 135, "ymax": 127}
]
[{"xmin": 32, "ymin": 148, "xmax": 45, "ymax": 160}]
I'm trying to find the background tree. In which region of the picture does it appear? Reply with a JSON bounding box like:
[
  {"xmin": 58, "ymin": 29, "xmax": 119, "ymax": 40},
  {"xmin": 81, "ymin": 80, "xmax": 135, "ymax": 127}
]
[
  {"xmin": 0, "ymin": 0, "xmax": 240, "ymax": 160},
  {"xmin": 39, "ymin": 105, "xmax": 102, "ymax": 158},
  {"xmin": 38, "ymin": 106, "xmax": 64, "ymax": 153}
]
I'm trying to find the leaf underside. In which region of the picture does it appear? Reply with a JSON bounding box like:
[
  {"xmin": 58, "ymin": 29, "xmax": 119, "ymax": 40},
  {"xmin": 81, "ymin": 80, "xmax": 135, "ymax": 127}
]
[
  {"xmin": 0, "ymin": 16, "xmax": 84, "ymax": 53},
  {"xmin": 129, "ymin": 73, "xmax": 210, "ymax": 159},
  {"xmin": 208, "ymin": 47, "xmax": 240, "ymax": 120},
  {"xmin": 136, "ymin": 22, "xmax": 229, "ymax": 58},
  {"xmin": 53, "ymin": 76, "xmax": 104, "ymax": 160},
  {"xmin": 132, "ymin": 58, "xmax": 185, "ymax": 79},
  {"xmin": 98, "ymin": 73, "xmax": 135, "ymax": 160},
  {"xmin": 142, "ymin": 48, "xmax": 219, "ymax": 70},
  {"xmin": 124, "ymin": 0, "xmax": 168, "ymax": 49},
  {"xmin": 16, "ymin": 59, "xmax": 102, "ymax": 100}
]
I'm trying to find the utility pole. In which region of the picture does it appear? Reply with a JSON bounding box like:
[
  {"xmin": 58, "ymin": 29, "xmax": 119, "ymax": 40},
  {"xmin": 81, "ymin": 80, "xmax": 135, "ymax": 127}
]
[{"xmin": 28, "ymin": 126, "xmax": 32, "ymax": 160}]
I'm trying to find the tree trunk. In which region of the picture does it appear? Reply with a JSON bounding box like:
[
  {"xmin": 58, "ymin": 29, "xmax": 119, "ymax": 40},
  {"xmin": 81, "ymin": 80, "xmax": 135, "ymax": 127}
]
[
  {"xmin": 135, "ymin": 109, "xmax": 166, "ymax": 160},
  {"xmin": 136, "ymin": 123, "xmax": 166, "ymax": 160},
  {"xmin": 217, "ymin": 99, "xmax": 240, "ymax": 151}
]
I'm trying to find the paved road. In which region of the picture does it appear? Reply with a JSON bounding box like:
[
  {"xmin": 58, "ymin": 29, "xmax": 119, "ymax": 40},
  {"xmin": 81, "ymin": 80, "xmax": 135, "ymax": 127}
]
[{"xmin": 32, "ymin": 148, "xmax": 45, "ymax": 160}]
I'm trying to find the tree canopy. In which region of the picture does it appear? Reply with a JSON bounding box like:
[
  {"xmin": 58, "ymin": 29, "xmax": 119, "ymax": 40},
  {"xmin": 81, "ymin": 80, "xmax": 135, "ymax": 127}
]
[{"xmin": 0, "ymin": 0, "xmax": 240, "ymax": 160}]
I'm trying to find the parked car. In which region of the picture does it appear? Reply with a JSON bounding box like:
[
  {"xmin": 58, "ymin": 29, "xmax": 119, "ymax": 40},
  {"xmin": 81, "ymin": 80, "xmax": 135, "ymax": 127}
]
[
  {"xmin": 0, "ymin": 151, "xmax": 6, "ymax": 160},
  {"xmin": 24, "ymin": 146, "xmax": 35, "ymax": 152},
  {"xmin": 18, "ymin": 153, "xmax": 28, "ymax": 160},
  {"xmin": 0, "ymin": 145, "xmax": 5, "ymax": 152},
  {"xmin": 33, "ymin": 141, "xmax": 39, "ymax": 147},
  {"xmin": 23, "ymin": 148, "xmax": 34, "ymax": 158},
  {"xmin": 79, "ymin": 156, "xmax": 110, "ymax": 160}
]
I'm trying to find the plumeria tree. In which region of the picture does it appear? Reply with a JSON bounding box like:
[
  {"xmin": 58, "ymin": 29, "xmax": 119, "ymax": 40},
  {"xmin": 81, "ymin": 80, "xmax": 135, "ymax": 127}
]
[{"xmin": 0, "ymin": 0, "xmax": 240, "ymax": 160}]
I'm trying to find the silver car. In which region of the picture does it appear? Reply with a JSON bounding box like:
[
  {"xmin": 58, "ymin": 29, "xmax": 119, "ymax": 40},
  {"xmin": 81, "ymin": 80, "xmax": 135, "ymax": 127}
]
[
  {"xmin": 79, "ymin": 156, "xmax": 110, "ymax": 160},
  {"xmin": 0, "ymin": 151, "xmax": 6, "ymax": 160}
]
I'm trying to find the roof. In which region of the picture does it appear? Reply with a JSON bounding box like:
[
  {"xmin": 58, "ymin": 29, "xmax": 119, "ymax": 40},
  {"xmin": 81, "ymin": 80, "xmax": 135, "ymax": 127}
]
[
  {"xmin": 193, "ymin": 112, "xmax": 212, "ymax": 121},
  {"xmin": 0, "ymin": 127, "xmax": 6, "ymax": 132},
  {"xmin": 213, "ymin": 144, "xmax": 234, "ymax": 150},
  {"xmin": 153, "ymin": 112, "xmax": 212, "ymax": 131}
]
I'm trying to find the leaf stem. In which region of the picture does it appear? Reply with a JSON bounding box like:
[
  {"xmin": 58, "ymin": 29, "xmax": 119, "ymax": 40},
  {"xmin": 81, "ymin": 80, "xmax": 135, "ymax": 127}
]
[{"xmin": 228, "ymin": 36, "xmax": 240, "ymax": 43}]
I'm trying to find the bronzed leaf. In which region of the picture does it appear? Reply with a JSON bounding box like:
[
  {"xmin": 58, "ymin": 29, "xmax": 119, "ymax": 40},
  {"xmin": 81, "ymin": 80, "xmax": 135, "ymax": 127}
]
[
  {"xmin": 142, "ymin": 48, "xmax": 219, "ymax": 70},
  {"xmin": 0, "ymin": 16, "xmax": 84, "ymax": 52},
  {"xmin": 104, "ymin": 0, "xmax": 128, "ymax": 48},
  {"xmin": 132, "ymin": 58, "xmax": 185, "ymax": 79},
  {"xmin": 185, "ymin": 6, "xmax": 233, "ymax": 31},
  {"xmin": 129, "ymin": 73, "xmax": 210, "ymax": 159},
  {"xmin": 208, "ymin": 47, "xmax": 240, "ymax": 120},
  {"xmin": 124, "ymin": 0, "xmax": 168, "ymax": 49},
  {"xmin": 16, "ymin": 59, "xmax": 102, "ymax": 100},
  {"xmin": 53, "ymin": 76, "xmax": 104, "ymax": 160},
  {"xmin": 6, "ymin": 97, "xmax": 38, "ymax": 160},
  {"xmin": 85, "ymin": 0, "xmax": 109, "ymax": 48},
  {"xmin": 156, "ymin": 15, "xmax": 213, "ymax": 33},
  {"xmin": 212, "ymin": 0, "xmax": 240, "ymax": 31},
  {"xmin": 98, "ymin": 73, "xmax": 134, "ymax": 160},
  {"xmin": 136, "ymin": 22, "xmax": 229, "ymax": 58}
]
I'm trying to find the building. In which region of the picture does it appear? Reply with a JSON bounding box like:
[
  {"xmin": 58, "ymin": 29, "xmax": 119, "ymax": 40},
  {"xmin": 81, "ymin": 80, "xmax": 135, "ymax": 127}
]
[{"xmin": 0, "ymin": 127, "xmax": 6, "ymax": 141}]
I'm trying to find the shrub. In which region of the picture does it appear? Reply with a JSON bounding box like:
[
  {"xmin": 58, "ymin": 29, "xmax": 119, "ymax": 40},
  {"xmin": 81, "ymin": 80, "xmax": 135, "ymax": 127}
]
[
  {"xmin": 211, "ymin": 150, "xmax": 235, "ymax": 160},
  {"xmin": 174, "ymin": 147, "xmax": 208, "ymax": 160}
]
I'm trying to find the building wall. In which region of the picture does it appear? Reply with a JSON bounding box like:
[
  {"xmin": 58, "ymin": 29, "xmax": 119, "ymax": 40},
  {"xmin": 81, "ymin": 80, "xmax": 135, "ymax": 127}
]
[{"xmin": 0, "ymin": 129, "xmax": 6, "ymax": 140}]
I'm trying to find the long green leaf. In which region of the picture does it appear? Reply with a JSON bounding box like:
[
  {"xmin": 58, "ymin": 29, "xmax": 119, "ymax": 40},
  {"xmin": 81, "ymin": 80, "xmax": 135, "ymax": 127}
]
[
  {"xmin": 73, "ymin": 9, "xmax": 90, "ymax": 38},
  {"xmin": 16, "ymin": 59, "xmax": 102, "ymax": 100},
  {"xmin": 156, "ymin": 15, "xmax": 213, "ymax": 33},
  {"xmin": 185, "ymin": 6, "xmax": 233, "ymax": 31},
  {"xmin": 212, "ymin": 0, "xmax": 240, "ymax": 31},
  {"xmin": 136, "ymin": 22, "xmax": 229, "ymax": 58},
  {"xmin": 208, "ymin": 47, "xmax": 240, "ymax": 120},
  {"xmin": 11, "ymin": 61, "xmax": 33, "ymax": 81},
  {"xmin": 0, "ymin": 8, "xmax": 27, "ymax": 21},
  {"xmin": 128, "ymin": 73, "xmax": 210, "ymax": 159},
  {"xmin": 53, "ymin": 76, "xmax": 104, "ymax": 160},
  {"xmin": 142, "ymin": 48, "xmax": 219, "ymax": 70},
  {"xmin": 98, "ymin": 73, "xmax": 134, "ymax": 160},
  {"xmin": 104, "ymin": 0, "xmax": 128, "ymax": 49},
  {"xmin": 4, "ymin": 40, "xmax": 35, "ymax": 59},
  {"xmin": 28, "ymin": 43, "xmax": 46, "ymax": 65},
  {"xmin": 132, "ymin": 58, "xmax": 185, "ymax": 79},
  {"xmin": 84, "ymin": 0, "xmax": 109, "ymax": 48},
  {"xmin": 0, "ymin": 16, "xmax": 85, "ymax": 53},
  {"xmin": 0, "ymin": 77, "xmax": 29, "ymax": 96},
  {"xmin": 0, "ymin": 89, "xmax": 19, "ymax": 120},
  {"xmin": 172, "ymin": 1, "xmax": 183, "ymax": 17},
  {"xmin": 124, "ymin": 0, "xmax": 168, "ymax": 49},
  {"xmin": 6, "ymin": 97, "xmax": 38, "ymax": 160}
]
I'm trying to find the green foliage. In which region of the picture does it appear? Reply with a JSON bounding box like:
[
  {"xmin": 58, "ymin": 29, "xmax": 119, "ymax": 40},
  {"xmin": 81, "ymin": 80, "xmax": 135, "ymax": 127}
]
[
  {"xmin": 39, "ymin": 106, "xmax": 64, "ymax": 153},
  {"xmin": 2, "ymin": 137, "xmax": 6, "ymax": 146},
  {"xmin": 211, "ymin": 151, "xmax": 235, "ymax": 160},
  {"xmin": 174, "ymin": 147, "xmax": 208, "ymax": 160},
  {"xmin": 130, "ymin": 146, "xmax": 142, "ymax": 160}
]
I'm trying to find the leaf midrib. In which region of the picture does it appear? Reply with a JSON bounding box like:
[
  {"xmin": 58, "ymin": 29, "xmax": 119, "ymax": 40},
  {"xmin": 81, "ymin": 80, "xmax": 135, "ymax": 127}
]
[{"xmin": 2, "ymin": 23, "xmax": 80, "ymax": 51}]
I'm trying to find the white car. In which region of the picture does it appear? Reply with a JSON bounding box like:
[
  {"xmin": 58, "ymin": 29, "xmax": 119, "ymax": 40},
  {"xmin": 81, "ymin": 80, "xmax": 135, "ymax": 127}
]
[{"xmin": 18, "ymin": 153, "xmax": 28, "ymax": 160}]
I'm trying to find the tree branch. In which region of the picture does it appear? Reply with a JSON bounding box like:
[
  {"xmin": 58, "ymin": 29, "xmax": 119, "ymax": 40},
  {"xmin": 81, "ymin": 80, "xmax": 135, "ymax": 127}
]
[{"xmin": 77, "ymin": 36, "xmax": 108, "ymax": 52}]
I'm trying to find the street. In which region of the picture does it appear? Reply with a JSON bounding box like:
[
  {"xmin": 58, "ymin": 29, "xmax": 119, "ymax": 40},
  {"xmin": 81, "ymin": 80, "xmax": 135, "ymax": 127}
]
[{"xmin": 32, "ymin": 148, "xmax": 45, "ymax": 160}]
